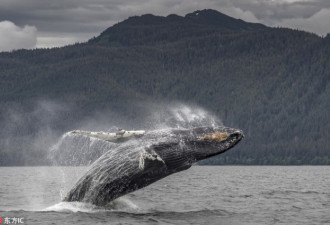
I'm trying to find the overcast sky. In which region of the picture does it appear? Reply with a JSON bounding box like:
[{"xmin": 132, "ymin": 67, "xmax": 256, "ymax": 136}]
[{"xmin": 1, "ymin": 0, "xmax": 330, "ymax": 52}]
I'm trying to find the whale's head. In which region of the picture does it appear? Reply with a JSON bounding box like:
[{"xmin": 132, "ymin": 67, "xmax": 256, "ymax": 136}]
[
  {"xmin": 147, "ymin": 126, "xmax": 244, "ymax": 173},
  {"xmin": 185, "ymin": 126, "xmax": 244, "ymax": 161}
]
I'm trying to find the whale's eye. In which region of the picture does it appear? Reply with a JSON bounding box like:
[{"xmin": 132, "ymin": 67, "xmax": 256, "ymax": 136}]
[{"xmin": 198, "ymin": 132, "xmax": 228, "ymax": 142}]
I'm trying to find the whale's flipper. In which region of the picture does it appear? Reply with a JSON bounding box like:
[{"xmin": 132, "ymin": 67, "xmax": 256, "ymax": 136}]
[
  {"xmin": 70, "ymin": 129, "xmax": 145, "ymax": 143},
  {"xmin": 139, "ymin": 151, "xmax": 166, "ymax": 171}
]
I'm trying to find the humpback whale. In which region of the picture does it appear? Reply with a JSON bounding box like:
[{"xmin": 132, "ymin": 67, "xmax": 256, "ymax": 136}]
[{"xmin": 63, "ymin": 126, "xmax": 243, "ymax": 206}]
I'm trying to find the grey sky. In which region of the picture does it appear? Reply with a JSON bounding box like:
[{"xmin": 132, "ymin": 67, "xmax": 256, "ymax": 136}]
[{"xmin": 0, "ymin": 0, "xmax": 330, "ymax": 51}]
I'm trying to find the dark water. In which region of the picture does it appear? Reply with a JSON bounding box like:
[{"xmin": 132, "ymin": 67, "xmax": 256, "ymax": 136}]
[{"xmin": 0, "ymin": 166, "xmax": 329, "ymax": 225}]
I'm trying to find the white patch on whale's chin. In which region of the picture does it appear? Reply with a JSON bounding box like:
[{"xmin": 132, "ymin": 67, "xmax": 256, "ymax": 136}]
[{"xmin": 139, "ymin": 150, "xmax": 165, "ymax": 171}]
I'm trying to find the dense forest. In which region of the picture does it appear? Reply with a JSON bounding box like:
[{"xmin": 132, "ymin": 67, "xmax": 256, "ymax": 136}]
[{"xmin": 0, "ymin": 9, "xmax": 329, "ymax": 166}]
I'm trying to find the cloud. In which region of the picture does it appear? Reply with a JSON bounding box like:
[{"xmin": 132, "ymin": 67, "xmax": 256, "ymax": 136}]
[
  {"xmin": 210, "ymin": 0, "xmax": 330, "ymax": 35},
  {"xmin": 276, "ymin": 8, "xmax": 330, "ymax": 36},
  {"xmin": 228, "ymin": 0, "xmax": 322, "ymax": 22},
  {"xmin": 0, "ymin": 20, "xmax": 37, "ymax": 52}
]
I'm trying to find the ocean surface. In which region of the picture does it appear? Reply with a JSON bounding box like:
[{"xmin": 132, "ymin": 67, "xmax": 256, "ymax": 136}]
[{"xmin": 0, "ymin": 166, "xmax": 329, "ymax": 225}]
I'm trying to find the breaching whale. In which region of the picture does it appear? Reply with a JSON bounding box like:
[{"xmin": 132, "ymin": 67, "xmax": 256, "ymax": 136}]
[{"xmin": 63, "ymin": 126, "xmax": 244, "ymax": 206}]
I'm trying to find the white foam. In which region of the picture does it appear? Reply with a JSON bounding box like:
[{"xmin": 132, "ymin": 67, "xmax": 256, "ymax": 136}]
[
  {"xmin": 42, "ymin": 198, "xmax": 139, "ymax": 213},
  {"xmin": 105, "ymin": 198, "xmax": 139, "ymax": 211},
  {"xmin": 42, "ymin": 201, "xmax": 100, "ymax": 213}
]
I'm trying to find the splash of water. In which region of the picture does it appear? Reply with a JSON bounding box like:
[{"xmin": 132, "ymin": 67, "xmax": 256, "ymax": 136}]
[
  {"xmin": 49, "ymin": 131, "xmax": 118, "ymax": 166},
  {"xmin": 43, "ymin": 197, "xmax": 139, "ymax": 212},
  {"xmin": 142, "ymin": 103, "xmax": 222, "ymax": 130}
]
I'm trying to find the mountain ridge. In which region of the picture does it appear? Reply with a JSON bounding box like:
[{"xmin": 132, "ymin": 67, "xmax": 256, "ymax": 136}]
[{"xmin": 91, "ymin": 9, "xmax": 268, "ymax": 46}]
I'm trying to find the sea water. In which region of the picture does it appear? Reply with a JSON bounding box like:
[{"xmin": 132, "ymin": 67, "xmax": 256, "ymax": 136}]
[{"xmin": 0, "ymin": 166, "xmax": 329, "ymax": 225}]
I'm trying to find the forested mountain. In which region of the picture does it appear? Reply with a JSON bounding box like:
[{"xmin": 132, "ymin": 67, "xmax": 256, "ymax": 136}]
[{"xmin": 0, "ymin": 9, "xmax": 329, "ymax": 166}]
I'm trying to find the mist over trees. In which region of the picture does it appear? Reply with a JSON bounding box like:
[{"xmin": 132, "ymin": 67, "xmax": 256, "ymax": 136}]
[{"xmin": 0, "ymin": 9, "xmax": 329, "ymax": 165}]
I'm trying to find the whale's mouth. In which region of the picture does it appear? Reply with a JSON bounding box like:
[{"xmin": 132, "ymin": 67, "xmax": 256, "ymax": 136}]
[{"xmin": 226, "ymin": 130, "xmax": 244, "ymax": 145}]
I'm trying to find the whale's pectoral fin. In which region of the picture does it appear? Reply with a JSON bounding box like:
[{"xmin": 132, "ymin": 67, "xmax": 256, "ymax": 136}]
[
  {"xmin": 139, "ymin": 150, "xmax": 166, "ymax": 171},
  {"xmin": 69, "ymin": 130, "xmax": 145, "ymax": 143}
]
